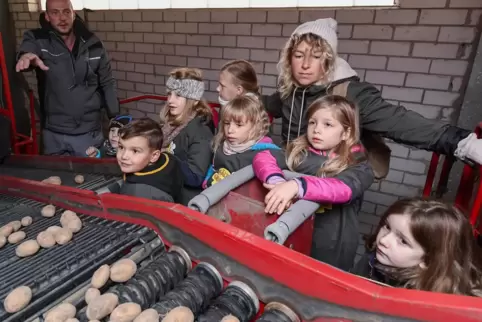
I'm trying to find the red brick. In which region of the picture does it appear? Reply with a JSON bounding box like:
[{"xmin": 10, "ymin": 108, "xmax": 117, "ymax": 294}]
[
  {"xmin": 388, "ymin": 57, "xmax": 431, "ymax": 73},
  {"xmin": 282, "ymin": 24, "xmax": 298, "ymax": 37},
  {"xmin": 348, "ymin": 55, "xmax": 387, "ymax": 69},
  {"xmin": 186, "ymin": 11, "xmax": 210, "ymax": 22},
  {"xmin": 405, "ymin": 74, "xmax": 451, "ymax": 90},
  {"xmin": 164, "ymin": 34, "xmax": 186, "ymax": 45},
  {"xmin": 188, "ymin": 57, "xmax": 211, "ymax": 69},
  {"xmin": 155, "ymin": 44, "xmax": 176, "ymax": 55},
  {"xmin": 394, "ymin": 26, "xmax": 439, "ymax": 41},
  {"xmin": 135, "ymin": 43, "xmax": 154, "ymax": 54},
  {"xmin": 97, "ymin": 22, "xmax": 115, "ymax": 32},
  {"xmin": 127, "ymin": 72, "xmax": 145, "ymax": 83},
  {"xmin": 449, "ymin": 0, "xmax": 482, "ymax": 7},
  {"xmin": 126, "ymin": 53, "xmax": 145, "ymax": 63},
  {"xmin": 117, "ymin": 42, "xmax": 134, "ymax": 52},
  {"xmin": 423, "ymin": 90, "xmax": 459, "ymax": 106},
  {"xmin": 299, "ymin": 10, "xmax": 335, "ymax": 22},
  {"xmin": 223, "ymin": 48, "xmax": 250, "ymax": 60},
  {"xmin": 104, "ymin": 11, "xmax": 122, "ymax": 22},
  {"xmin": 420, "ymin": 9, "xmax": 468, "ymax": 24},
  {"xmin": 224, "ymin": 24, "xmax": 251, "ymax": 35},
  {"xmin": 163, "ymin": 11, "xmax": 186, "ymax": 22},
  {"xmin": 199, "ymin": 23, "xmax": 224, "ymax": 34},
  {"xmin": 237, "ymin": 11, "xmax": 267, "ymax": 23},
  {"xmin": 199, "ymin": 47, "xmax": 223, "ymax": 58},
  {"xmin": 117, "ymin": 62, "xmax": 136, "ymax": 72},
  {"xmin": 374, "ymin": 9, "xmax": 418, "ymax": 24},
  {"xmin": 122, "ymin": 11, "xmax": 142, "ymax": 22},
  {"xmin": 365, "ymin": 71, "xmax": 406, "ymax": 86},
  {"xmin": 451, "ymin": 77, "xmax": 463, "ymax": 91},
  {"xmin": 186, "ymin": 35, "xmax": 210, "ymax": 46},
  {"xmin": 142, "ymin": 11, "xmax": 163, "ymax": 21},
  {"xmin": 430, "ymin": 60, "xmax": 468, "ymax": 76},
  {"xmin": 145, "ymin": 54, "xmax": 165, "ymax": 65},
  {"xmin": 175, "ymin": 45, "xmax": 198, "ymax": 56},
  {"xmin": 264, "ymin": 63, "xmax": 278, "ymax": 75},
  {"xmin": 136, "ymin": 83, "xmax": 154, "ymax": 94},
  {"xmin": 237, "ymin": 36, "xmax": 265, "ymax": 48},
  {"xmin": 106, "ymin": 32, "xmax": 123, "ymax": 42},
  {"xmin": 250, "ymin": 49, "xmax": 279, "ymax": 62},
  {"xmin": 253, "ymin": 24, "xmax": 282, "ymax": 36},
  {"xmin": 211, "ymin": 11, "xmax": 237, "ymax": 22},
  {"xmin": 146, "ymin": 75, "xmax": 165, "ymax": 85},
  {"xmin": 153, "ymin": 23, "xmax": 175, "ymax": 33},
  {"xmin": 175, "ymin": 23, "xmax": 198, "ymax": 34},
  {"xmin": 118, "ymin": 81, "xmax": 134, "ymax": 91},
  {"xmin": 412, "ymin": 43, "xmax": 459, "ymax": 59},
  {"xmin": 110, "ymin": 52, "xmax": 126, "ymax": 62},
  {"xmin": 135, "ymin": 63, "xmax": 154, "ymax": 74},
  {"xmin": 258, "ymin": 74, "xmax": 277, "ymax": 87},
  {"xmin": 469, "ymin": 10, "xmax": 482, "ymax": 25},
  {"xmin": 114, "ymin": 22, "xmax": 132, "ymax": 32},
  {"xmin": 165, "ymin": 56, "xmax": 187, "ymax": 66},
  {"xmin": 125, "ymin": 33, "xmax": 143, "ymax": 42},
  {"xmin": 211, "ymin": 36, "xmax": 236, "ymax": 47},
  {"xmin": 353, "ymin": 25, "xmax": 393, "ymax": 40},
  {"xmin": 337, "ymin": 25, "xmax": 353, "ymax": 39},
  {"xmin": 370, "ymin": 41, "xmax": 411, "ymax": 56},
  {"xmin": 338, "ymin": 40, "xmax": 370, "ymax": 54},
  {"xmin": 267, "ymin": 10, "xmax": 299, "ymax": 23},
  {"xmin": 382, "ymin": 86, "xmax": 423, "ymax": 103},
  {"xmin": 400, "ymin": 0, "xmax": 447, "ymax": 8},
  {"xmin": 144, "ymin": 33, "xmax": 164, "ymax": 43},
  {"xmin": 438, "ymin": 27, "xmax": 477, "ymax": 43},
  {"xmin": 336, "ymin": 9, "xmax": 374, "ymax": 23},
  {"xmin": 133, "ymin": 23, "xmax": 153, "ymax": 33}
]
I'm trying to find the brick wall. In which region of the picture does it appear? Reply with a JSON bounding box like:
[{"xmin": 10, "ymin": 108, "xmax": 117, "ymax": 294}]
[{"xmin": 7, "ymin": 0, "xmax": 482, "ymax": 257}]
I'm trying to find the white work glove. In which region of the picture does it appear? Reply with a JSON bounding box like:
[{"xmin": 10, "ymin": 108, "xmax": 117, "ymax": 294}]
[{"xmin": 454, "ymin": 133, "xmax": 482, "ymax": 165}]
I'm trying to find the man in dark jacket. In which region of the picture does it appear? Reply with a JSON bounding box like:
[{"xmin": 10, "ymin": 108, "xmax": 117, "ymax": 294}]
[
  {"xmin": 15, "ymin": 0, "xmax": 119, "ymax": 156},
  {"xmin": 263, "ymin": 18, "xmax": 482, "ymax": 170}
]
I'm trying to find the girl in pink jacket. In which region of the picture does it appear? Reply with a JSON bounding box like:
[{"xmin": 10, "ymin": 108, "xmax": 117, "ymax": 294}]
[{"xmin": 253, "ymin": 95, "xmax": 374, "ymax": 271}]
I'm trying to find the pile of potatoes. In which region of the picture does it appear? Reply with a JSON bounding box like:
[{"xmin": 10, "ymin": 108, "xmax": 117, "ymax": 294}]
[
  {"xmin": 41, "ymin": 174, "xmax": 85, "ymax": 186},
  {"xmin": 0, "ymin": 216, "xmax": 34, "ymax": 249}
]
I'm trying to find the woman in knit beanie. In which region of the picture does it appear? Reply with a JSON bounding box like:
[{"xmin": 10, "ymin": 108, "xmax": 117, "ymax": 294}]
[{"xmin": 263, "ymin": 18, "xmax": 482, "ymax": 178}]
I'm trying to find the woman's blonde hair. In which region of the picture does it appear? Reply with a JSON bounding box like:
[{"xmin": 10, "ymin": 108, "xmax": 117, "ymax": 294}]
[
  {"xmin": 286, "ymin": 95, "xmax": 360, "ymax": 177},
  {"xmin": 160, "ymin": 67, "xmax": 212, "ymax": 126},
  {"xmin": 277, "ymin": 33, "xmax": 336, "ymax": 99},
  {"xmin": 221, "ymin": 60, "xmax": 260, "ymax": 95},
  {"xmin": 212, "ymin": 95, "xmax": 270, "ymax": 152},
  {"xmin": 366, "ymin": 198, "xmax": 482, "ymax": 297}
]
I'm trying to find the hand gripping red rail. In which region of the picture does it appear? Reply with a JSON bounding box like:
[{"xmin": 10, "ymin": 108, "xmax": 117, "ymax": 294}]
[{"xmin": 423, "ymin": 122, "xmax": 482, "ymax": 235}]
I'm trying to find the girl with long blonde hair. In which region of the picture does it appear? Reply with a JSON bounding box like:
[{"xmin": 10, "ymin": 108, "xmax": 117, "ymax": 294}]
[
  {"xmin": 203, "ymin": 95, "xmax": 279, "ymax": 188},
  {"xmin": 160, "ymin": 67, "xmax": 213, "ymax": 205},
  {"xmin": 253, "ymin": 95, "xmax": 374, "ymax": 271},
  {"xmin": 353, "ymin": 198, "xmax": 482, "ymax": 297}
]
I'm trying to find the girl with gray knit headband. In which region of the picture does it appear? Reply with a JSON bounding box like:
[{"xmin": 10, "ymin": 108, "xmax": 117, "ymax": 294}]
[{"xmin": 159, "ymin": 67, "xmax": 214, "ymax": 205}]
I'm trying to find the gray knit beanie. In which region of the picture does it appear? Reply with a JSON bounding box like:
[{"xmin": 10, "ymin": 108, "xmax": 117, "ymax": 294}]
[{"xmin": 291, "ymin": 18, "xmax": 338, "ymax": 54}]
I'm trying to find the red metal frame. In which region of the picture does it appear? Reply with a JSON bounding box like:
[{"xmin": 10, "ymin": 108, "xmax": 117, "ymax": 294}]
[
  {"xmin": 0, "ymin": 32, "xmax": 38, "ymax": 155},
  {"xmin": 423, "ymin": 122, "xmax": 482, "ymax": 234},
  {"xmin": 1, "ymin": 175, "xmax": 482, "ymax": 321}
]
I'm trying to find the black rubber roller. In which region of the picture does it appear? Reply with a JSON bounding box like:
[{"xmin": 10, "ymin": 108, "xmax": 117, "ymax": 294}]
[
  {"xmin": 152, "ymin": 262, "xmax": 224, "ymax": 319},
  {"xmin": 256, "ymin": 302, "xmax": 300, "ymax": 322},
  {"xmin": 197, "ymin": 281, "xmax": 259, "ymax": 322},
  {"xmin": 107, "ymin": 245, "xmax": 191, "ymax": 309}
]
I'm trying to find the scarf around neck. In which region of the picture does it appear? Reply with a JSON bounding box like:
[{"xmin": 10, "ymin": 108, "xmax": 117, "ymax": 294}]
[
  {"xmin": 222, "ymin": 138, "xmax": 260, "ymax": 155},
  {"xmin": 161, "ymin": 114, "xmax": 196, "ymax": 149}
]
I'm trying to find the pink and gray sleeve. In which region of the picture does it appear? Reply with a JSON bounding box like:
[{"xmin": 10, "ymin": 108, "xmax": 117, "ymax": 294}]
[{"xmin": 253, "ymin": 150, "xmax": 285, "ymax": 183}]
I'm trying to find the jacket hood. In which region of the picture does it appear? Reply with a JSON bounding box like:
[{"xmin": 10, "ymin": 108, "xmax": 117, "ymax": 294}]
[{"xmin": 39, "ymin": 12, "xmax": 94, "ymax": 41}]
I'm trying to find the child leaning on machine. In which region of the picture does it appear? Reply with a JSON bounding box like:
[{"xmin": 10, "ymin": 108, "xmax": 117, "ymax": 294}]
[
  {"xmin": 352, "ymin": 197, "xmax": 482, "ymax": 297},
  {"xmin": 86, "ymin": 115, "xmax": 132, "ymax": 158},
  {"xmin": 117, "ymin": 118, "xmax": 183, "ymax": 203},
  {"xmin": 253, "ymin": 95, "xmax": 374, "ymax": 271},
  {"xmin": 203, "ymin": 95, "xmax": 279, "ymax": 188}
]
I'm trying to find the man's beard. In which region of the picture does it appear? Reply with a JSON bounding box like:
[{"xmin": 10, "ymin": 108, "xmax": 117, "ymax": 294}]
[{"xmin": 53, "ymin": 25, "xmax": 73, "ymax": 36}]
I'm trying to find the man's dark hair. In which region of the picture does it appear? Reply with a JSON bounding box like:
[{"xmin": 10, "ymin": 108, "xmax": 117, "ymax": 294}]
[{"xmin": 118, "ymin": 118, "xmax": 163, "ymax": 150}]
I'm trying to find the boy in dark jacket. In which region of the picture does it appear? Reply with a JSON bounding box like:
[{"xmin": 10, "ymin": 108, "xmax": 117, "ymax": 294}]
[
  {"xmin": 117, "ymin": 118, "xmax": 183, "ymax": 203},
  {"xmin": 86, "ymin": 115, "xmax": 132, "ymax": 158}
]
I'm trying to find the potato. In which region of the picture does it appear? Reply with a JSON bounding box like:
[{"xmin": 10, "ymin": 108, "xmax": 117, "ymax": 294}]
[
  {"xmin": 221, "ymin": 315, "xmax": 240, "ymax": 322},
  {"xmin": 3, "ymin": 286, "xmax": 32, "ymax": 313},
  {"xmin": 91, "ymin": 264, "xmax": 110, "ymax": 288},
  {"xmin": 110, "ymin": 259, "xmax": 137, "ymax": 282},
  {"xmin": 86, "ymin": 293, "xmax": 118, "ymax": 320},
  {"xmin": 74, "ymin": 175, "xmax": 85, "ymax": 184},
  {"xmin": 161, "ymin": 307, "xmax": 194, "ymax": 322},
  {"xmin": 134, "ymin": 309, "xmax": 158, "ymax": 322},
  {"xmin": 61, "ymin": 215, "xmax": 82, "ymax": 233},
  {"xmin": 45, "ymin": 303, "xmax": 76, "ymax": 322},
  {"xmin": 41, "ymin": 205, "xmax": 56, "ymax": 218},
  {"xmin": 0, "ymin": 235, "xmax": 6, "ymax": 248},
  {"xmin": 16, "ymin": 240, "xmax": 40, "ymax": 257},
  {"xmin": 0, "ymin": 224, "xmax": 13, "ymax": 237},
  {"xmin": 8, "ymin": 231, "xmax": 26, "ymax": 244},
  {"xmin": 85, "ymin": 288, "xmax": 100, "ymax": 304},
  {"xmin": 37, "ymin": 231, "xmax": 56, "ymax": 248},
  {"xmin": 61, "ymin": 210, "xmax": 77, "ymax": 222},
  {"xmin": 55, "ymin": 228, "xmax": 73, "ymax": 245},
  {"xmin": 10, "ymin": 220, "xmax": 21, "ymax": 232},
  {"xmin": 42, "ymin": 176, "xmax": 61, "ymax": 185},
  {"xmin": 46, "ymin": 225, "xmax": 62, "ymax": 235},
  {"xmin": 21, "ymin": 216, "xmax": 33, "ymax": 227},
  {"xmin": 110, "ymin": 302, "xmax": 142, "ymax": 322}
]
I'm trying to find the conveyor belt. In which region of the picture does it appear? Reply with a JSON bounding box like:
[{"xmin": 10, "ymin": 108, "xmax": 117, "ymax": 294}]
[
  {"xmin": 0, "ymin": 165, "xmax": 118, "ymax": 191},
  {"xmin": 0, "ymin": 194, "xmax": 155, "ymax": 322}
]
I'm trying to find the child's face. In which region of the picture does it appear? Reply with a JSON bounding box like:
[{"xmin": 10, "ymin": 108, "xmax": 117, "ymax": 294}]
[
  {"xmin": 291, "ymin": 41, "xmax": 325, "ymax": 86},
  {"xmin": 116, "ymin": 136, "xmax": 160, "ymax": 173},
  {"xmin": 167, "ymin": 91, "xmax": 188, "ymax": 117},
  {"xmin": 223, "ymin": 116, "xmax": 253, "ymax": 145},
  {"xmin": 375, "ymin": 214, "xmax": 425, "ymax": 268},
  {"xmin": 109, "ymin": 127, "xmax": 120, "ymax": 148},
  {"xmin": 217, "ymin": 71, "xmax": 243, "ymax": 101},
  {"xmin": 307, "ymin": 108, "xmax": 347, "ymax": 151}
]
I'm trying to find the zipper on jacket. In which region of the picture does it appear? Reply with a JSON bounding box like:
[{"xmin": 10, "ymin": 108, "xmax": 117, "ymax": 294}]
[{"xmin": 49, "ymin": 31, "xmax": 76, "ymax": 83}]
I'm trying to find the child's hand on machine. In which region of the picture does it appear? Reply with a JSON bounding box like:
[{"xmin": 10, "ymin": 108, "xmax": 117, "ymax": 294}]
[
  {"xmin": 263, "ymin": 180, "xmax": 299, "ymax": 215},
  {"xmin": 86, "ymin": 146, "xmax": 99, "ymax": 158}
]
